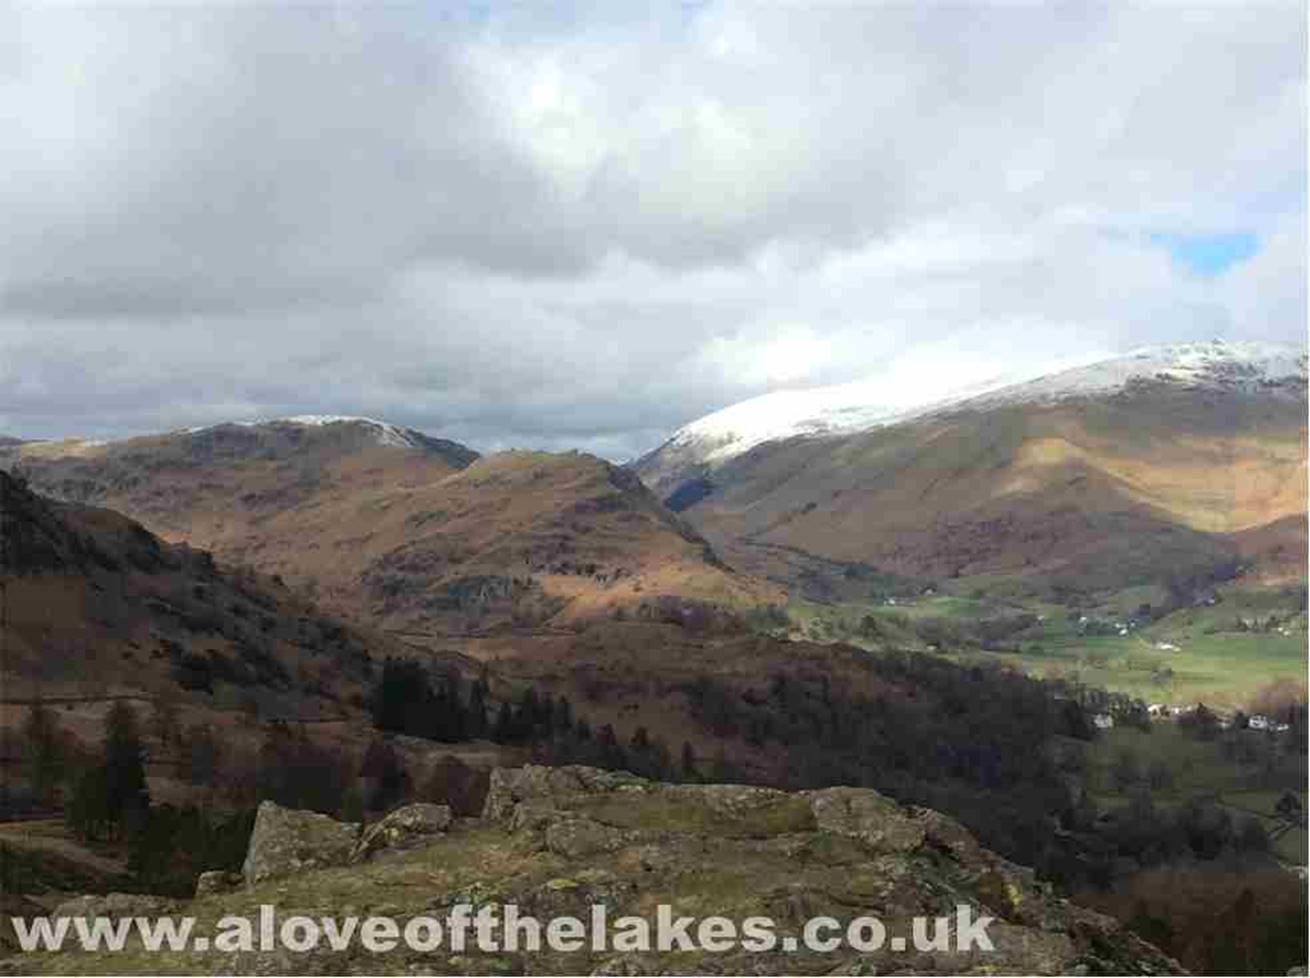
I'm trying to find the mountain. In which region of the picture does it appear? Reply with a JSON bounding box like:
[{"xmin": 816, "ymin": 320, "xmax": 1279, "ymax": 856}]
[
  {"xmin": 1, "ymin": 444, "xmax": 1296, "ymax": 972},
  {"xmin": 0, "ymin": 466, "xmax": 1100, "ymax": 886},
  {"xmin": 0, "ymin": 420, "xmax": 778, "ymax": 633},
  {"xmin": 0, "ymin": 416, "xmax": 477, "ymax": 546},
  {"xmin": 635, "ymin": 341, "xmax": 1308, "ymax": 599}
]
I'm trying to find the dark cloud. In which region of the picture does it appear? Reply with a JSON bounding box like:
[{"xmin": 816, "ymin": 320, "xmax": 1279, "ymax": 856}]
[{"xmin": 0, "ymin": 2, "xmax": 1303, "ymax": 458}]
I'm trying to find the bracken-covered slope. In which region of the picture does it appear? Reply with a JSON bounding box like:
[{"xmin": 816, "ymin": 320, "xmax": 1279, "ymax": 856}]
[
  {"xmin": 335, "ymin": 450, "xmax": 782, "ymax": 630},
  {"xmin": 636, "ymin": 341, "xmax": 1308, "ymax": 598},
  {"xmin": 0, "ymin": 416, "xmax": 478, "ymax": 561},
  {"xmin": 1, "ymin": 421, "xmax": 779, "ymax": 633},
  {"xmin": 0, "ymin": 468, "xmax": 389, "ymax": 717}
]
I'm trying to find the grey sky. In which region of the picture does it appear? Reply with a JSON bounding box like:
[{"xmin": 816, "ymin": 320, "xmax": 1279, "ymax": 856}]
[{"xmin": 0, "ymin": 2, "xmax": 1304, "ymax": 458}]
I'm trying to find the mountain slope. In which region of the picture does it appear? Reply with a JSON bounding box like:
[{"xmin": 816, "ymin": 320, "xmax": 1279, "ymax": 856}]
[
  {"xmin": 0, "ymin": 467, "xmax": 392, "ymax": 722},
  {"xmin": 344, "ymin": 450, "xmax": 780, "ymax": 629},
  {"xmin": 1, "ymin": 417, "xmax": 477, "ymax": 558},
  {"xmin": 635, "ymin": 341, "xmax": 1308, "ymax": 598},
  {"xmin": 1, "ymin": 421, "xmax": 778, "ymax": 632}
]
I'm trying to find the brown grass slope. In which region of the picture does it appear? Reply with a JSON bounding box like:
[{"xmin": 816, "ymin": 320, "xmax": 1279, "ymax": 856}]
[
  {"xmin": 657, "ymin": 386, "xmax": 1307, "ymax": 595},
  {"xmin": 341, "ymin": 450, "xmax": 782, "ymax": 631},
  {"xmin": 0, "ymin": 419, "xmax": 476, "ymax": 559},
  {"xmin": 0, "ymin": 467, "xmax": 394, "ymax": 724},
  {"xmin": 1, "ymin": 423, "xmax": 779, "ymax": 633}
]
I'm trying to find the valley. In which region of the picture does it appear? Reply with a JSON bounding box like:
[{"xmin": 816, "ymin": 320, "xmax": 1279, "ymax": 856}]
[
  {"xmin": 636, "ymin": 340, "xmax": 1308, "ymax": 711},
  {"xmin": 781, "ymin": 580, "xmax": 1308, "ymax": 708},
  {"xmin": 1, "ymin": 341, "xmax": 1306, "ymax": 975}
]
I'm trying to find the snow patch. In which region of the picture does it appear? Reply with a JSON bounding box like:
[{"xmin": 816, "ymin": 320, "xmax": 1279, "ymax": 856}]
[
  {"xmin": 653, "ymin": 339, "xmax": 1307, "ymax": 470},
  {"xmin": 185, "ymin": 415, "xmax": 424, "ymax": 449},
  {"xmin": 956, "ymin": 340, "xmax": 1307, "ymax": 411}
]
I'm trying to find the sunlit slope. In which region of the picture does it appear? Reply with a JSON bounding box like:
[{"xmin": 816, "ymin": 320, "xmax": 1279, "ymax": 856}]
[
  {"xmin": 258, "ymin": 449, "xmax": 782, "ymax": 629},
  {"xmin": 2, "ymin": 426, "xmax": 779, "ymax": 631},
  {"xmin": 0, "ymin": 418, "xmax": 477, "ymax": 561},
  {"xmin": 678, "ymin": 387, "xmax": 1306, "ymax": 593}
]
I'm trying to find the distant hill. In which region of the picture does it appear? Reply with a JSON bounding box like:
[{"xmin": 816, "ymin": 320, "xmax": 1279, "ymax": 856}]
[
  {"xmin": 1, "ymin": 419, "xmax": 779, "ymax": 632},
  {"xmin": 0, "ymin": 416, "xmax": 477, "ymax": 545},
  {"xmin": 636, "ymin": 341, "xmax": 1308, "ymax": 600}
]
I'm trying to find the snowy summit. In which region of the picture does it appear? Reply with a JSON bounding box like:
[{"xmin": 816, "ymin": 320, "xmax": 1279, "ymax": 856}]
[
  {"xmin": 644, "ymin": 340, "xmax": 1308, "ymax": 474},
  {"xmin": 186, "ymin": 415, "xmax": 428, "ymax": 450}
]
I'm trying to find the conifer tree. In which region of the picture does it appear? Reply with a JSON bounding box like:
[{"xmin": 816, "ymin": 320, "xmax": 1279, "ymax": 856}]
[
  {"xmin": 103, "ymin": 701, "xmax": 150, "ymax": 838},
  {"xmin": 67, "ymin": 701, "xmax": 149, "ymax": 841},
  {"xmin": 492, "ymin": 701, "xmax": 514, "ymax": 743},
  {"xmin": 467, "ymin": 677, "xmax": 489, "ymax": 738},
  {"xmin": 23, "ymin": 700, "xmax": 64, "ymax": 806},
  {"xmin": 680, "ymin": 741, "xmax": 697, "ymax": 781},
  {"xmin": 555, "ymin": 696, "xmax": 573, "ymax": 735}
]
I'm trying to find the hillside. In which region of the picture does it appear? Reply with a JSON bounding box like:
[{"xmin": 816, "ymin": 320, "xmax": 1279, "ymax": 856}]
[
  {"xmin": 636, "ymin": 341, "xmax": 1308, "ymax": 601},
  {"xmin": 1, "ymin": 473, "xmax": 1299, "ymax": 974},
  {"xmin": 337, "ymin": 450, "xmax": 780, "ymax": 630},
  {"xmin": 0, "ymin": 416, "xmax": 476, "ymax": 568},
  {"xmin": 0, "ymin": 467, "xmax": 387, "ymax": 714},
  {"xmin": 0, "ymin": 465, "xmax": 438, "ymax": 825},
  {"xmin": 0, "ymin": 468, "xmax": 539, "ymax": 901},
  {"xmin": 1, "ymin": 420, "xmax": 778, "ymax": 632}
]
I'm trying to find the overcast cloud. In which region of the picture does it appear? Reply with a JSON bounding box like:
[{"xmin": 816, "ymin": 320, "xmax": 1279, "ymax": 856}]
[{"xmin": 0, "ymin": 1, "xmax": 1304, "ymax": 458}]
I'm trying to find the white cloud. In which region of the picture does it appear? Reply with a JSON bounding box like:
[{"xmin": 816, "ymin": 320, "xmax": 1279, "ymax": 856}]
[{"xmin": 0, "ymin": 1, "xmax": 1302, "ymax": 457}]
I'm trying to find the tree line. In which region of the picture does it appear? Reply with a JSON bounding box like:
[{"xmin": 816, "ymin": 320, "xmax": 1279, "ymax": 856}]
[
  {"xmin": 20, "ymin": 700, "xmax": 250, "ymax": 896},
  {"xmin": 368, "ymin": 658, "xmax": 699, "ymax": 784}
]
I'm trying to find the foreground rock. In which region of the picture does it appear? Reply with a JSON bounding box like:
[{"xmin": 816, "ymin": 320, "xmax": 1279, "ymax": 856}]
[
  {"xmin": 50, "ymin": 893, "xmax": 178, "ymax": 921},
  {"xmin": 351, "ymin": 803, "xmax": 452, "ymax": 863},
  {"xmin": 8, "ymin": 767, "xmax": 1183, "ymax": 975},
  {"xmin": 241, "ymin": 800, "xmax": 360, "ymax": 885},
  {"xmin": 194, "ymin": 870, "xmax": 244, "ymax": 898},
  {"xmin": 477, "ymin": 766, "xmax": 1182, "ymax": 975}
]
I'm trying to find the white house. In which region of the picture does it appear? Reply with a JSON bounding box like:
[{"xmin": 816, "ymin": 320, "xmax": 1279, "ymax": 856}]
[{"xmin": 1092, "ymin": 713, "xmax": 1115, "ymax": 730}]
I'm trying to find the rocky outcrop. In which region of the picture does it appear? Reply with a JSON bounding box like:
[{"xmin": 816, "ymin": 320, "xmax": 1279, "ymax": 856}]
[
  {"xmin": 51, "ymin": 893, "xmax": 178, "ymax": 920},
  {"xmin": 805, "ymin": 785, "xmax": 927, "ymax": 853},
  {"xmin": 12, "ymin": 768, "xmax": 1182, "ymax": 975},
  {"xmin": 351, "ymin": 803, "xmax": 452, "ymax": 863},
  {"xmin": 241, "ymin": 800, "xmax": 360, "ymax": 886},
  {"xmin": 482, "ymin": 764, "xmax": 649, "ymax": 822},
  {"xmin": 480, "ymin": 765, "xmax": 1183, "ymax": 976},
  {"xmin": 194, "ymin": 870, "xmax": 244, "ymax": 898},
  {"xmin": 235, "ymin": 801, "xmax": 455, "ymax": 887}
]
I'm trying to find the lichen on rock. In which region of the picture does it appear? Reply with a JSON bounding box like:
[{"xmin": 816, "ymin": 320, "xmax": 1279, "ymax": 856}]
[
  {"xmin": 241, "ymin": 800, "xmax": 361, "ymax": 885},
  {"xmin": 351, "ymin": 802, "xmax": 452, "ymax": 863}
]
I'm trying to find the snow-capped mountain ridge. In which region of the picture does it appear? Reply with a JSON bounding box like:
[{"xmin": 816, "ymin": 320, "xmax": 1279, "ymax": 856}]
[
  {"xmin": 184, "ymin": 414, "xmax": 427, "ymax": 449},
  {"xmin": 643, "ymin": 340, "xmax": 1308, "ymax": 477},
  {"xmin": 954, "ymin": 340, "xmax": 1307, "ymax": 412}
]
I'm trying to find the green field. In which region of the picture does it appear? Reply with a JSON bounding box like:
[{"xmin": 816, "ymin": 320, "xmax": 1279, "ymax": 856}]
[
  {"xmin": 788, "ymin": 581, "xmax": 1307, "ymax": 710},
  {"xmin": 994, "ymin": 633, "xmax": 1306, "ymax": 709}
]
